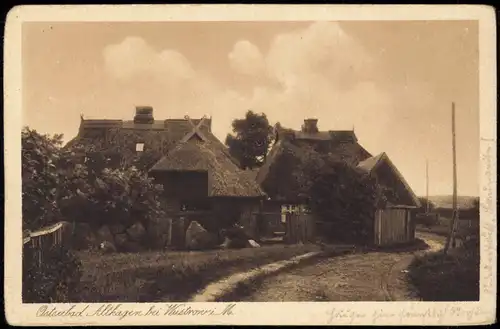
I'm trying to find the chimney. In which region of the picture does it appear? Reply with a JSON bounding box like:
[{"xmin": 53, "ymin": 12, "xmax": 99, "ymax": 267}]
[
  {"xmin": 302, "ymin": 118, "xmax": 319, "ymax": 133},
  {"xmin": 134, "ymin": 106, "xmax": 154, "ymax": 124}
]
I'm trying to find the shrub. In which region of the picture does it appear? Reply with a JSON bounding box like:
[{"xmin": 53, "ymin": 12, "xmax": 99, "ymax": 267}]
[
  {"xmin": 22, "ymin": 127, "xmax": 64, "ymax": 230},
  {"xmin": 301, "ymin": 152, "xmax": 390, "ymax": 245},
  {"xmin": 416, "ymin": 197, "xmax": 435, "ymax": 214},
  {"xmin": 262, "ymin": 141, "xmax": 389, "ymax": 245},
  {"xmin": 58, "ymin": 164, "xmax": 165, "ymax": 230},
  {"xmin": 23, "ymin": 244, "xmax": 83, "ymax": 303},
  {"xmin": 408, "ymin": 242, "xmax": 479, "ymax": 301},
  {"xmin": 22, "ymin": 126, "xmax": 167, "ymax": 254}
]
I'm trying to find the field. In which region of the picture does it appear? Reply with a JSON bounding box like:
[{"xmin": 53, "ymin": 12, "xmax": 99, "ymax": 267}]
[
  {"xmin": 416, "ymin": 215, "xmax": 479, "ymax": 240},
  {"xmin": 426, "ymin": 195, "xmax": 478, "ymax": 209},
  {"xmin": 74, "ymin": 244, "xmax": 321, "ymax": 302}
]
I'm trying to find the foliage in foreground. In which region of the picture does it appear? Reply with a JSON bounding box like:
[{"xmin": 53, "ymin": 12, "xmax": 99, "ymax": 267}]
[
  {"xmin": 23, "ymin": 244, "xmax": 83, "ymax": 303},
  {"xmin": 408, "ymin": 237, "xmax": 479, "ymax": 301},
  {"xmin": 22, "ymin": 128, "xmax": 64, "ymax": 230},
  {"xmin": 22, "ymin": 127, "xmax": 165, "ymax": 231}
]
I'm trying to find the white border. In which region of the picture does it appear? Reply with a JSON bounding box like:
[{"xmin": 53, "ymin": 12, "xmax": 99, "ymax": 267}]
[{"xmin": 4, "ymin": 4, "xmax": 497, "ymax": 326}]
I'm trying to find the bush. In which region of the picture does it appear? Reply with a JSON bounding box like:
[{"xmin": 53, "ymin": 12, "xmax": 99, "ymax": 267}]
[
  {"xmin": 305, "ymin": 154, "xmax": 388, "ymax": 245},
  {"xmin": 22, "ymin": 127, "xmax": 166, "ymax": 249},
  {"xmin": 262, "ymin": 141, "xmax": 391, "ymax": 245},
  {"xmin": 22, "ymin": 127, "xmax": 64, "ymax": 230},
  {"xmin": 23, "ymin": 244, "xmax": 83, "ymax": 303},
  {"xmin": 408, "ymin": 241, "xmax": 479, "ymax": 301},
  {"xmin": 416, "ymin": 197, "xmax": 435, "ymax": 214},
  {"xmin": 58, "ymin": 165, "xmax": 165, "ymax": 230}
]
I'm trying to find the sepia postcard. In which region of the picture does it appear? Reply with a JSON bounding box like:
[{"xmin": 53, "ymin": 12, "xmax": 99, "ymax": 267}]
[{"xmin": 4, "ymin": 4, "xmax": 497, "ymax": 326}]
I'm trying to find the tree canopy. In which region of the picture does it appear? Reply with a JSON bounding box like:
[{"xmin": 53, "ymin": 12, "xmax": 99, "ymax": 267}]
[
  {"xmin": 417, "ymin": 197, "xmax": 435, "ymax": 214},
  {"xmin": 261, "ymin": 141, "xmax": 393, "ymax": 244},
  {"xmin": 22, "ymin": 127, "xmax": 165, "ymax": 232},
  {"xmin": 225, "ymin": 110, "xmax": 274, "ymax": 169},
  {"xmin": 22, "ymin": 128, "xmax": 64, "ymax": 229}
]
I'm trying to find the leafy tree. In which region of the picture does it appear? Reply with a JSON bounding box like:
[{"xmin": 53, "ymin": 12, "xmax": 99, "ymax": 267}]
[
  {"xmin": 22, "ymin": 127, "xmax": 64, "ymax": 230},
  {"xmin": 22, "ymin": 127, "xmax": 165, "ymax": 235},
  {"xmin": 58, "ymin": 144, "xmax": 165, "ymax": 231},
  {"xmin": 417, "ymin": 197, "xmax": 435, "ymax": 214},
  {"xmin": 225, "ymin": 110, "xmax": 274, "ymax": 169},
  {"xmin": 306, "ymin": 154, "xmax": 384, "ymax": 244},
  {"xmin": 262, "ymin": 140, "xmax": 391, "ymax": 244}
]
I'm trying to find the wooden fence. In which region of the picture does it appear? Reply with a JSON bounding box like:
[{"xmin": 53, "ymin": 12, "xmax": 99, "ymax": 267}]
[
  {"xmin": 23, "ymin": 222, "xmax": 67, "ymax": 266},
  {"xmin": 166, "ymin": 209, "xmax": 316, "ymax": 248},
  {"xmin": 284, "ymin": 212, "xmax": 316, "ymax": 244},
  {"xmin": 374, "ymin": 208, "xmax": 415, "ymax": 246},
  {"xmin": 258, "ymin": 211, "xmax": 286, "ymax": 238}
]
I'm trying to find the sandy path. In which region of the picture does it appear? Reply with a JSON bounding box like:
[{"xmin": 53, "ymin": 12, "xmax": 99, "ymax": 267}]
[{"xmin": 236, "ymin": 233, "xmax": 446, "ymax": 302}]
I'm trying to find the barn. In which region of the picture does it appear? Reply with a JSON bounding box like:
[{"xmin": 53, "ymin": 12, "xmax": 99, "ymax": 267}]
[
  {"xmin": 357, "ymin": 152, "xmax": 421, "ymax": 246},
  {"xmin": 65, "ymin": 106, "xmax": 265, "ymax": 249},
  {"xmin": 256, "ymin": 118, "xmax": 421, "ymax": 246}
]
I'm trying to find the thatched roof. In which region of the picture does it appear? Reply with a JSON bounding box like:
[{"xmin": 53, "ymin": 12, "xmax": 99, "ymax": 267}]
[
  {"xmin": 357, "ymin": 152, "xmax": 421, "ymax": 208},
  {"xmin": 275, "ymin": 119, "xmax": 359, "ymax": 143},
  {"xmin": 63, "ymin": 107, "xmax": 262, "ymax": 197},
  {"xmin": 357, "ymin": 152, "xmax": 384, "ymax": 173},
  {"xmin": 64, "ymin": 106, "xmax": 263, "ymax": 197},
  {"xmin": 63, "ymin": 109, "xmax": 218, "ymax": 170},
  {"xmin": 149, "ymin": 138, "xmax": 264, "ymax": 198},
  {"xmin": 258, "ymin": 121, "xmax": 373, "ymax": 191}
]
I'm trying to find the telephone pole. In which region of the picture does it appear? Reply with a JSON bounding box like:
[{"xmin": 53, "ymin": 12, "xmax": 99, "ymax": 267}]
[
  {"xmin": 444, "ymin": 102, "xmax": 459, "ymax": 255},
  {"xmin": 426, "ymin": 159, "xmax": 430, "ymax": 213}
]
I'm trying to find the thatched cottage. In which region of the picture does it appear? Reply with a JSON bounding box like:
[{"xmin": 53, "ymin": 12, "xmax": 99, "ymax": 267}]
[
  {"xmin": 256, "ymin": 118, "xmax": 421, "ymax": 246},
  {"xmin": 257, "ymin": 118, "xmax": 373, "ymax": 210},
  {"xmin": 65, "ymin": 106, "xmax": 265, "ymax": 249}
]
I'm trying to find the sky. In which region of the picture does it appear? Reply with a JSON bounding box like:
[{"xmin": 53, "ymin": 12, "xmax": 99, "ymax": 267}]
[{"xmin": 22, "ymin": 20, "xmax": 479, "ymax": 197}]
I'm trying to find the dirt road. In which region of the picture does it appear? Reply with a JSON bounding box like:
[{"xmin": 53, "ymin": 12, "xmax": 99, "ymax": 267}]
[{"xmin": 234, "ymin": 233, "xmax": 445, "ymax": 302}]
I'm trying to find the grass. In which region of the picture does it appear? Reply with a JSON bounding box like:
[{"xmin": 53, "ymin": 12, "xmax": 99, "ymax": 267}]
[
  {"xmin": 407, "ymin": 241, "xmax": 480, "ymax": 301},
  {"xmin": 73, "ymin": 244, "xmax": 322, "ymax": 302},
  {"xmin": 416, "ymin": 215, "xmax": 479, "ymax": 239},
  {"xmin": 216, "ymin": 245, "xmax": 355, "ymax": 302}
]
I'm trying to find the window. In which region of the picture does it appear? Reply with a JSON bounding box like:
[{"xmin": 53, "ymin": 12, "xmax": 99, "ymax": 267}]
[{"xmin": 136, "ymin": 143, "xmax": 144, "ymax": 152}]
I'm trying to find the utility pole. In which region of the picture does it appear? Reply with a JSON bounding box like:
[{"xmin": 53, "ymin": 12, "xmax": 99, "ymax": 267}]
[
  {"xmin": 426, "ymin": 159, "xmax": 430, "ymax": 213},
  {"xmin": 444, "ymin": 102, "xmax": 458, "ymax": 255}
]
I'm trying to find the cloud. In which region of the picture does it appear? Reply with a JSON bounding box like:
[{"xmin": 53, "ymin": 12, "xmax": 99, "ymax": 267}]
[
  {"xmin": 225, "ymin": 22, "xmax": 388, "ymax": 136},
  {"xmin": 265, "ymin": 21, "xmax": 374, "ymax": 89},
  {"xmin": 228, "ymin": 40, "xmax": 265, "ymax": 77},
  {"xmin": 100, "ymin": 23, "xmax": 394, "ymax": 149},
  {"xmin": 103, "ymin": 36, "xmax": 195, "ymax": 82}
]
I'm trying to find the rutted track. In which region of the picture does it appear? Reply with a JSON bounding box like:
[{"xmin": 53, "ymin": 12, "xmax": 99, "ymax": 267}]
[{"xmin": 228, "ymin": 233, "xmax": 445, "ymax": 302}]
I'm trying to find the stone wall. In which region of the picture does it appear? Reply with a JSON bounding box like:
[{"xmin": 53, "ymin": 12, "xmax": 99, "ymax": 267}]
[{"xmin": 71, "ymin": 217, "xmax": 172, "ymax": 253}]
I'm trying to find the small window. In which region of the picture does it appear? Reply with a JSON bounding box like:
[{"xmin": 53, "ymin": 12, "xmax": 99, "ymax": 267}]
[{"xmin": 136, "ymin": 143, "xmax": 144, "ymax": 152}]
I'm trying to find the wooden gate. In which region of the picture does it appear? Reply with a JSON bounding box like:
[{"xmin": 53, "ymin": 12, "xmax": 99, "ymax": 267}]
[
  {"xmin": 374, "ymin": 208, "xmax": 414, "ymax": 246},
  {"xmin": 285, "ymin": 212, "xmax": 316, "ymax": 244}
]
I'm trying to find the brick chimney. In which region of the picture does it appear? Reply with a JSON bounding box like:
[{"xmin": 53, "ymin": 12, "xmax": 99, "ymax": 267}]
[
  {"xmin": 134, "ymin": 106, "xmax": 154, "ymax": 124},
  {"xmin": 302, "ymin": 118, "xmax": 319, "ymax": 133}
]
